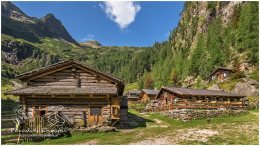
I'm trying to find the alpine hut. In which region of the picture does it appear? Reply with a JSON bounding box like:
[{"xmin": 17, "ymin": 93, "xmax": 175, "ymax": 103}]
[
  {"xmin": 208, "ymin": 67, "xmax": 233, "ymax": 82},
  {"xmin": 126, "ymin": 90, "xmax": 141, "ymax": 103},
  {"xmin": 139, "ymin": 89, "xmax": 159, "ymax": 103},
  {"xmin": 5, "ymin": 60, "xmax": 125, "ymax": 128},
  {"xmin": 152, "ymin": 87, "xmax": 246, "ymax": 111}
]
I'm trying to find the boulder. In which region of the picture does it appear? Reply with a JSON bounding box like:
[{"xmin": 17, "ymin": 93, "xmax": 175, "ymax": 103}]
[{"xmin": 232, "ymin": 78, "xmax": 259, "ymax": 96}]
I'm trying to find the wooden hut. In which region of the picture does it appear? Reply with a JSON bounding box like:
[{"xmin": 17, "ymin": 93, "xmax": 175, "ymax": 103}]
[
  {"xmin": 152, "ymin": 87, "xmax": 246, "ymax": 111},
  {"xmin": 139, "ymin": 89, "xmax": 159, "ymax": 103},
  {"xmin": 5, "ymin": 60, "xmax": 125, "ymax": 129},
  {"xmin": 208, "ymin": 67, "xmax": 232, "ymax": 82},
  {"xmin": 126, "ymin": 90, "xmax": 141, "ymax": 103}
]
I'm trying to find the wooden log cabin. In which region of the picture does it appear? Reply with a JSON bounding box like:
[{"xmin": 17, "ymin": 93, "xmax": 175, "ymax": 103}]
[
  {"xmin": 139, "ymin": 89, "xmax": 159, "ymax": 103},
  {"xmin": 5, "ymin": 60, "xmax": 125, "ymax": 128},
  {"xmin": 150, "ymin": 87, "xmax": 246, "ymax": 111},
  {"xmin": 208, "ymin": 67, "xmax": 232, "ymax": 82},
  {"xmin": 126, "ymin": 90, "xmax": 141, "ymax": 103}
]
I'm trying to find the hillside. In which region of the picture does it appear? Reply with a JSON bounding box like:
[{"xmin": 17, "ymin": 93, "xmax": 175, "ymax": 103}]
[
  {"xmin": 1, "ymin": 1, "xmax": 259, "ymax": 99},
  {"xmin": 80, "ymin": 40, "xmax": 102, "ymax": 48},
  {"xmin": 135, "ymin": 2, "xmax": 259, "ymax": 95}
]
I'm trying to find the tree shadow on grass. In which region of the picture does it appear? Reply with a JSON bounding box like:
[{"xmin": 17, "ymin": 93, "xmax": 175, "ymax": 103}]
[{"xmin": 119, "ymin": 112, "xmax": 154, "ymax": 129}]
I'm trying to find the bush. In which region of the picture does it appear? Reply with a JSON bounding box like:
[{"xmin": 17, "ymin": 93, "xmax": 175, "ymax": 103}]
[{"xmin": 249, "ymin": 69, "xmax": 259, "ymax": 81}]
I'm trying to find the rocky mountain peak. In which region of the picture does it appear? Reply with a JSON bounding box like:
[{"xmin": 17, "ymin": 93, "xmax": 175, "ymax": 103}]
[
  {"xmin": 1, "ymin": 1, "xmax": 36, "ymax": 23},
  {"xmin": 40, "ymin": 13, "xmax": 58, "ymax": 22},
  {"xmin": 39, "ymin": 13, "xmax": 78, "ymax": 44},
  {"xmin": 1, "ymin": 2, "xmax": 78, "ymax": 45}
]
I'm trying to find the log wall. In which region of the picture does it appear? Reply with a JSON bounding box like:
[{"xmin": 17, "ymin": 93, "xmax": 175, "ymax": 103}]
[{"xmin": 23, "ymin": 96, "xmax": 113, "ymax": 128}]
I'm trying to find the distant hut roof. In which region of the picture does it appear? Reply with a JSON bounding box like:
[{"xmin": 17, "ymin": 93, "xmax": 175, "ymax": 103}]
[
  {"xmin": 208, "ymin": 67, "xmax": 233, "ymax": 78},
  {"xmin": 157, "ymin": 87, "xmax": 246, "ymax": 98},
  {"xmin": 141, "ymin": 89, "xmax": 159, "ymax": 96},
  {"xmin": 126, "ymin": 90, "xmax": 141, "ymax": 100},
  {"xmin": 127, "ymin": 90, "xmax": 141, "ymax": 95},
  {"xmin": 5, "ymin": 86, "xmax": 117, "ymax": 96}
]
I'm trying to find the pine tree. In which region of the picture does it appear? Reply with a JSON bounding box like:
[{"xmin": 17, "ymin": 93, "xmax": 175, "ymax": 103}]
[{"xmin": 236, "ymin": 2, "xmax": 259, "ymax": 64}]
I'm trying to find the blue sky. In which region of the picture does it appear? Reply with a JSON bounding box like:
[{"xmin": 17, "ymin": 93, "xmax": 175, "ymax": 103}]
[{"xmin": 13, "ymin": 1, "xmax": 184, "ymax": 47}]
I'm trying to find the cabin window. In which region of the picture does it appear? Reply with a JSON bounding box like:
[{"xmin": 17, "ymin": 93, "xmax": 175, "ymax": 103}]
[
  {"xmin": 173, "ymin": 97, "xmax": 178, "ymax": 104},
  {"xmin": 219, "ymin": 98, "xmax": 223, "ymax": 101},
  {"xmin": 40, "ymin": 111, "xmax": 46, "ymax": 116},
  {"xmin": 227, "ymin": 98, "xmax": 230, "ymax": 103},
  {"xmin": 212, "ymin": 97, "xmax": 216, "ymax": 101},
  {"xmin": 77, "ymin": 77, "xmax": 81, "ymax": 88},
  {"xmin": 112, "ymin": 107, "xmax": 119, "ymax": 115},
  {"xmin": 224, "ymin": 72, "xmax": 227, "ymax": 77},
  {"xmin": 33, "ymin": 106, "xmax": 47, "ymax": 117},
  {"xmin": 90, "ymin": 107, "xmax": 102, "ymax": 116},
  {"xmin": 205, "ymin": 98, "xmax": 208, "ymax": 102},
  {"xmin": 234, "ymin": 98, "xmax": 238, "ymax": 102},
  {"xmin": 192, "ymin": 97, "xmax": 196, "ymax": 101}
]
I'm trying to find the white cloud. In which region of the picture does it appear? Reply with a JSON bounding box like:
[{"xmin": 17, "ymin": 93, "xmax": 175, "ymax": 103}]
[
  {"xmin": 80, "ymin": 34, "xmax": 94, "ymax": 42},
  {"xmin": 100, "ymin": 1, "xmax": 141, "ymax": 29}
]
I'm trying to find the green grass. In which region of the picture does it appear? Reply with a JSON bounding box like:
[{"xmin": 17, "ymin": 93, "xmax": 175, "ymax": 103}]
[
  {"xmin": 218, "ymin": 79, "xmax": 238, "ymax": 91},
  {"xmin": 20, "ymin": 110, "xmax": 258, "ymax": 145}
]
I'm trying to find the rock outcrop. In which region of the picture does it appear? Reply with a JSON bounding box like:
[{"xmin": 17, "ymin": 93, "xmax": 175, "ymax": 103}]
[{"xmin": 232, "ymin": 78, "xmax": 259, "ymax": 96}]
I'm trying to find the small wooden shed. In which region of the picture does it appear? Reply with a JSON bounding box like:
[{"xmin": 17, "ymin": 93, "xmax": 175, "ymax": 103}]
[
  {"xmin": 208, "ymin": 67, "xmax": 232, "ymax": 82},
  {"xmin": 126, "ymin": 90, "xmax": 141, "ymax": 103},
  {"xmin": 5, "ymin": 60, "xmax": 125, "ymax": 128},
  {"xmin": 155, "ymin": 87, "xmax": 246, "ymax": 110},
  {"xmin": 139, "ymin": 89, "xmax": 159, "ymax": 103}
]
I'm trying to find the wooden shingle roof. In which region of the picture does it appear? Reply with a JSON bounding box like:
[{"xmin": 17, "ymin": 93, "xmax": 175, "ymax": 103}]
[
  {"xmin": 142, "ymin": 89, "xmax": 159, "ymax": 95},
  {"xmin": 5, "ymin": 86, "xmax": 117, "ymax": 96},
  {"xmin": 17, "ymin": 60, "xmax": 124, "ymax": 85},
  {"xmin": 7, "ymin": 60, "xmax": 125, "ymax": 96},
  {"xmin": 157, "ymin": 87, "xmax": 246, "ymax": 98}
]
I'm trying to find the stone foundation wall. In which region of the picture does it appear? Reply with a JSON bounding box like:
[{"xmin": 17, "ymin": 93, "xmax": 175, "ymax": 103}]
[{"xmin": 158, "ymin": 109, "xmax": 248, "ymax": 122}]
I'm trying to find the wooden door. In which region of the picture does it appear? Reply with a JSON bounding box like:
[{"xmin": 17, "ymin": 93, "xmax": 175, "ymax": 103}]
[{"xmin": 88, "ymin": 107, "xmax": 103, "ymax": 126}]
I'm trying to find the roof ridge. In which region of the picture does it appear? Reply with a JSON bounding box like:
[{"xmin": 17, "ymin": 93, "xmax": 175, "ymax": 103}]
[{"xmin": 17, "ymin": 59, "xmax": 124, "ymax": 84}]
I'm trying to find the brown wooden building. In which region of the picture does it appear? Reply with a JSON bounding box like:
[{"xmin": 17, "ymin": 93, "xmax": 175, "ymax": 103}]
[
  {"xmin": 146, "ymin": 87, "xmax": 246, "ymax": 111},
  {"xmin": 5, "ymin": 60, "xmax": 125, "ymax": 128},
  {"xmin": 208, "ymin": 67, "xmax": 232, "ymax": 82},
  {"xmin": 126, "ymin": 90, "xmax": 141, "ymax": 103},
  {"xmin": 139, "ymin": 89, "xmax": 159, "ymax": 103}
]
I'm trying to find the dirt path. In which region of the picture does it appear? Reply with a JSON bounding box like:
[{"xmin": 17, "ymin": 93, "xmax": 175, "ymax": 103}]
[
  {"xmin": 129, "ymin": 128, "xmax": 219, "ymax": 145},
  {"xmin": 147, "ymin": 118, "xmax": 170, "ymax": 128},
  {"xmin": 75, "ymin": 140, "xmax": 98, "ymax": 145}
]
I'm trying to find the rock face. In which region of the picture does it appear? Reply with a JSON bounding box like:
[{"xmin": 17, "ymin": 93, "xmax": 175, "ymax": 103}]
[
  {"xmin": 1, "ymin": 36, "xmax": 60, "ymax": 65},
  {"xmin": 1, "ymin": 2, "xmax": 78, "ymax": 45},
  {"xmin": 232, "ymin": 78, "xmax": 259, "ymax": 96},
  {"xmin": 39, "ymin": 13, "xmax": 78, "ymax": 44}
]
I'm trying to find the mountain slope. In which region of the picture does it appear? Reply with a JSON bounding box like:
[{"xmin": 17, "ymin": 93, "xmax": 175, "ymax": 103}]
[
  {"xmin": 1, "ymin": 1, "xmax": 78, "ymax": 44},
  {"xmin": 144, "ymin": 1, "xmax": 259, "ymax": 89}
]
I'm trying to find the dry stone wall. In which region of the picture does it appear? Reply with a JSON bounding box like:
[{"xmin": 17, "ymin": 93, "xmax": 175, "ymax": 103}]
[{"xmin": 158, "ymin": 109, "xmax": 248, "ymax": 122}]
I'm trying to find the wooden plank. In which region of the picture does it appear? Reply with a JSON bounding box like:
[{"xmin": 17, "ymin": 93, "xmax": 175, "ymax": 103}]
[
  {"xmin": 34, "ymin": 78, "xmax": 76, "ymax": 82},
  {"xmin": 28, "ymin": 64, "xmax": 74, "ymax": 81}
]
